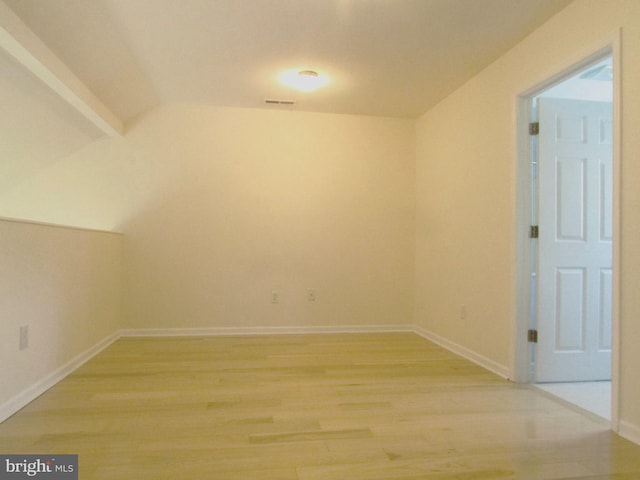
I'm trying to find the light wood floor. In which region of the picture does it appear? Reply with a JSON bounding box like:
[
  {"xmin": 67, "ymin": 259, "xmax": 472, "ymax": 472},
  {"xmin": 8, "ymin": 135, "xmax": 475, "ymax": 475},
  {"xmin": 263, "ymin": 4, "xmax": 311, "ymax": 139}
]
[{"xmin": 1, "ymin": 333, "xmax": 640, "ymax": 479}]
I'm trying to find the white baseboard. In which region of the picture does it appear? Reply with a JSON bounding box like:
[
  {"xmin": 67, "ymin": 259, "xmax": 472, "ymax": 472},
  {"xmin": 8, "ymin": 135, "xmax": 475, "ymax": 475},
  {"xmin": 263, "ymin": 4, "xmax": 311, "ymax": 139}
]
[
  {"xmin": 4, "ymin": 323, "xmax": 638, "ymax": 446},
  {"xmin": 0, "ymin": 332, "xmax": 120, "ymax": 423},
  {"xmin": 412, "ymin": 325, "xmax": 512, "ymax": 380},
  {"xmin": 120, "ymin": 324, "xmax": 413, "ymax": 337},
  {"xmin": 121, "ymin": 326, "xmax": 513, "ymax": 380},
  {"xmin": 1, "ymin": 323, "xmax": 514, "ymax": 425},
  {"xmin": 617, "ymin": 420, "xmax": 640, "ymax": 446},
  {"xmin": 126, "ymin": 325, "xmax": 513, "ymax": 381}
]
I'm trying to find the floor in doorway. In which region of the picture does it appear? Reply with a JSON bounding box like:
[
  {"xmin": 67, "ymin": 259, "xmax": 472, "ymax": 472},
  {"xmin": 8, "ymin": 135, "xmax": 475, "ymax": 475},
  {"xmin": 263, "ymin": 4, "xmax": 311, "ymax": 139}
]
[{"xmin": 535, "ymin": 381, "xmax": 611, "ymax": 420}]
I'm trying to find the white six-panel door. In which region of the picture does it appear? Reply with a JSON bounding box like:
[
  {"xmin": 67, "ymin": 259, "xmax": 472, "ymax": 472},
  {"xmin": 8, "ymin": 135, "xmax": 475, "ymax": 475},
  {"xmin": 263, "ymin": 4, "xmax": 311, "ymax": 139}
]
[{"xmin": 535, "ymin": 98, "xmax": 613, "ymax": 383}]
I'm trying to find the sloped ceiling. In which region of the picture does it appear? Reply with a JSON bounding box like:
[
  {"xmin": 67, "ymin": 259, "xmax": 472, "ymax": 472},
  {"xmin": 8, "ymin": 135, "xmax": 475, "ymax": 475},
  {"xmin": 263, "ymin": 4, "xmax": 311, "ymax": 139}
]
[
  {"xmin": 3, "ymin": 0, "xmax": 572, "ymax": 121},
  {"xmin": 0, "ymin": 0, "xmax": 572, "ymax": 215},
  {"xmin": 0, "ymin": 47, "xmax": 104, "ymax": 195}
]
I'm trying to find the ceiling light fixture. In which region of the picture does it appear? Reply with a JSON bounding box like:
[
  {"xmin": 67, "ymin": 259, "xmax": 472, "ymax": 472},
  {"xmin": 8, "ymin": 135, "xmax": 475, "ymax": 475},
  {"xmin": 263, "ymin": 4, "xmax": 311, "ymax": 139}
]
[{"xmin": 279, "ymin": 69, "xmax": 329, "ymax": 92}]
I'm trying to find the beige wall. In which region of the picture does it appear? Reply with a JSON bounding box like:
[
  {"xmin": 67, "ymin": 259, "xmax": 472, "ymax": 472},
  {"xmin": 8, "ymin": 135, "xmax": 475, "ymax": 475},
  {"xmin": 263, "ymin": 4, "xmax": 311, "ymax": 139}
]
[
  {"xmin": 120, "ymin": 106, "xmax": 416, "ymax": 330},
  {"xmin": 415, "ymin": 0, "xmax": 640, "ymax": 439},
  {"xmin": 0, "ymin": 219, "xmax": 122, "ymax": 417}
]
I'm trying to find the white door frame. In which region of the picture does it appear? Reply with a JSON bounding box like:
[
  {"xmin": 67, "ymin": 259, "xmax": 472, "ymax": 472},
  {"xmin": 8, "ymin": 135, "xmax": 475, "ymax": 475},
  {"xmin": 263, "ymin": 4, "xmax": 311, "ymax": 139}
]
[{"xmin": 513, "ymin": 31, "xmax": 621, "ymax": 429}]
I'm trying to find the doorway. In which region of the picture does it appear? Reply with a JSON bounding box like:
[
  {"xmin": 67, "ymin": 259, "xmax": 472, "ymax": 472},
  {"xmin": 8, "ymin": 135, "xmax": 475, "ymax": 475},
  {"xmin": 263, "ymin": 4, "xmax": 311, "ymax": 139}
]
[{"xmin": 517, "ymin": 51, "xmax": 618, "ymax": 422}]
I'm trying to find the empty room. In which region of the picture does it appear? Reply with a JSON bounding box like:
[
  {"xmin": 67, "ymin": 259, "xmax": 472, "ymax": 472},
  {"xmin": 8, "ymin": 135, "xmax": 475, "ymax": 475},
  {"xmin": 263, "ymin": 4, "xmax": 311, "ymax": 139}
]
[{"xmin": 1, "ymin": 0, "xmax": 640, "ymax": 478}]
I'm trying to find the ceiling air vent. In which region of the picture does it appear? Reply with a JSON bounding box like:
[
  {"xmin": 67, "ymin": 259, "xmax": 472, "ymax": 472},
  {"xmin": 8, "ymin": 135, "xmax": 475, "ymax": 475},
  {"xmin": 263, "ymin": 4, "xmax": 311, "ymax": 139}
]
[{"xmin": 265, "ymin": 99, "xmax": 296, "ymax": 105}]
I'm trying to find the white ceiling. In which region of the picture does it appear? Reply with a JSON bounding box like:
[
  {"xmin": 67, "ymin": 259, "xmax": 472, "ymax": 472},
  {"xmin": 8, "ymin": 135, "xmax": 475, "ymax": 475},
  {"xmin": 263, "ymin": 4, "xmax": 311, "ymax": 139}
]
[{"xmin": 3, "ymin": 0, "xmax": 572, "ymax": 121}]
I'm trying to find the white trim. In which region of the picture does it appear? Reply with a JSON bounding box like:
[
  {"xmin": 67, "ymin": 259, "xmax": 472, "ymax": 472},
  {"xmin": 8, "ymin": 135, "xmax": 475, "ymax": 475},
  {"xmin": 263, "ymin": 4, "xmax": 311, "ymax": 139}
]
[
  {"xmin": 618, "ymin": 421, "xmax": 640, "ymax": 447},
  {"xmin": 413, "ymin": 325, "xmax": 511, "ymax": 380},
  {"xmin": 0, "ymin": 1, "xmax": 123, "ymax": 136},
  {"xmin": 609, "ymin": 27, "xmax": 622, "ymax": 433},
  {"xmin": 0, "ymin": 332, "xmax": 120, "ymax": 423},
  {"xmin": 0, "ymin": 216, "xmax": 123, "ymax": 235},
  {"xmin": 120, "ymin": 324, "xmax": 413, "ymax": 337}
]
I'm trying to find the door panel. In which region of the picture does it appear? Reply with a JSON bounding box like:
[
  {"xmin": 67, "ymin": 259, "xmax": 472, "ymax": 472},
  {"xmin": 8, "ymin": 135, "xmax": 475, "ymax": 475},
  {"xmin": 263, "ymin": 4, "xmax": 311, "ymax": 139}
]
[
  {"xmin": 556, "ymin": 155, "xmax": 586, "ymax": 241},
  {"xmin": 555, "ymin": 267, "xmax": 585, "ymax": 352},
  {"xmin": 536, "ymin": 98, "xmax": 612, "ymax": 382}
]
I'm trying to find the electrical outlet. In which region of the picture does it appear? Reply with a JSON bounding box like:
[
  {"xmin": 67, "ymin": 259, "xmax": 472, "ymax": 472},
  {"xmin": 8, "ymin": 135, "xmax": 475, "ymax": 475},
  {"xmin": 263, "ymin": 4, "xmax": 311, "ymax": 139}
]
[
  {"xmin": 19, "ymin": 325, "xmax": 29, "ymax": 350},
  {"xmin": 271, "ymin": 291, "xmax": 279, "ymax": 304},
  {"xmin": 460, "ymin": 305, "xmax": 467, "ymax": 320},
  {"xmin": 307, "ymin": 289, "xmax": 316, "ymax": 302}
]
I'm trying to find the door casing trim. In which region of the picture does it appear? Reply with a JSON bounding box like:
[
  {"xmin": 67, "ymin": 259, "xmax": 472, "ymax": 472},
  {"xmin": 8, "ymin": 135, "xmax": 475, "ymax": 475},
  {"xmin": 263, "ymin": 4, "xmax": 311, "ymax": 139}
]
[{"xmin": 513, "ymin": 30, "xmax": 621, "ymax": 431}]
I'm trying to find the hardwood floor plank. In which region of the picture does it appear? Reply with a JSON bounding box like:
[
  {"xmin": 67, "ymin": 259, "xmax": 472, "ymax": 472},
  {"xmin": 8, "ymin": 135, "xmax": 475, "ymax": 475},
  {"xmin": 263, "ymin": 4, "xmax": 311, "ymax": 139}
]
[{"xmin": 249, "ymin": 428, "xmax": 374, "ymax": 444}]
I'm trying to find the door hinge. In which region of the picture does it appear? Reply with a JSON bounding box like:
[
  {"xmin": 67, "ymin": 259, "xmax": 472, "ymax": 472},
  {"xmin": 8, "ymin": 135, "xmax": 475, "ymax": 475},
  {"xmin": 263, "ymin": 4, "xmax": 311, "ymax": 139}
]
[
  {"xmin": 528, "ymin": 329, "xmax": 538, "ymax": 343},
  {"xmin": 529, "ymin": 122, "xmax": 539, "ymax": 135},
  {"xmin": 529, "ymin": 225, "xmax": 539, "ymax": 238}
]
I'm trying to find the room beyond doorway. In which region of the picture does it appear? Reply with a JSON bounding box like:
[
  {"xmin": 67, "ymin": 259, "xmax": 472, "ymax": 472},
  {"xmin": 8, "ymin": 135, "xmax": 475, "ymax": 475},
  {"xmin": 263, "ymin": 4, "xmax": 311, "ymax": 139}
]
[{"xmin": 536, "ymin": 381, "xmax": 611, "ymax": 420}]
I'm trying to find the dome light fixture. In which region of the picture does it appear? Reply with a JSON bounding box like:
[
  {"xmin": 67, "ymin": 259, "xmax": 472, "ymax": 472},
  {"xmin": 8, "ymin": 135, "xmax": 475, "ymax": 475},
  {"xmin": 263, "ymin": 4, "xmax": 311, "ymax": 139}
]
[{"xmin": 279, "ymin": 69, "xmax": 329, "ymax": 92}]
